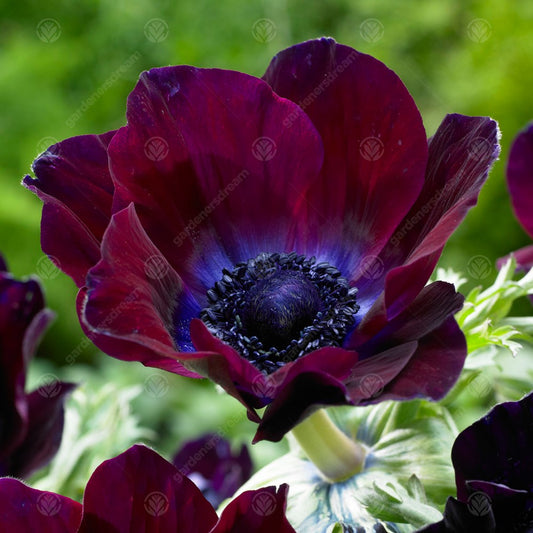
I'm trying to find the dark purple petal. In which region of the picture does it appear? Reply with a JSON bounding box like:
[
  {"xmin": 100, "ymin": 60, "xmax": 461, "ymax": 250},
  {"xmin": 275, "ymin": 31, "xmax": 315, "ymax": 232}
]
[
  {"xmin": 379, "ymin": 114, "xmax": 500, "ymax": 318},
  {"xmin": 211, "ymin": 484, "xmax": 295, "ymax": 533},
  {"xmin": 0, "ymin": 478, "xmax": 82, "ymax": 533},
  {"xmin": 0, "ymin": 255, "xmax": 6, "ymax": 272},
  {"xmin": 453, "ymin": 392, "xmax": 533, "ymax": 502},
  {"xmin": 172, "ymin": 433, "xmax": 253, "ymax": 508},
  {"xmin": 507, "ymin": 123, "xmax": 533, "ymax": 238},
  {"xmin": 81, "ymin": 204, "xmax": 202, "ymax": 378},
  {"xmin": 263, "ymin": 38, "xmax": 428, "ymax": 277},
  {"xmin": 78, "ymin": 444, "xmax": 218, "ymax": 533},
  {"xmin": 498, "ymin": 244, "xmax": 533, "ymax": 271},
  {"xmin": 0, "ymin": 274, "xmax": 47, "ymax": 466},
  {"xmin": 8, "ymin": 383, "xmax": 75, "ymax": 479},
  {"xmin": 109, "ymin": 65, "xmax": 323, "ymax": 301},
  {"xmin": 23, "ymin": 132, "xmax": 116, "ymax": 287}
]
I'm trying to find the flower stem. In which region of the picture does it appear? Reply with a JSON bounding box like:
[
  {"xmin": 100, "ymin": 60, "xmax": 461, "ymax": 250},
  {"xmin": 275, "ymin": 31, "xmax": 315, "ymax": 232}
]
[{"xmin": 290, "ymin": 409, "xmax": 366, "ymax": 483}]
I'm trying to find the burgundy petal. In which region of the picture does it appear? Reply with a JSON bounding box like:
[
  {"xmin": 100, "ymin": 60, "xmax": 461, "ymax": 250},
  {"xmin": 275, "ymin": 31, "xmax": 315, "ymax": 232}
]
[
  {"xmin": 109, "ymin": 65, "xmax": 323, "ymax": 300},
  {"xmin": 452, "ymin": 392, "xmax": 533, "ymax": 502},
  {"xmin": 8, "ymin": 383, "xmax": 75, "ymax": 479},
  {"xmin": 81, "ymin": 204, "xmax": 202, "ymax": 378},
  {"xmin": 380, "ymin": 114, "xmax": 500, "ymax": 318},
  {"xmin": 211, "ymin": 484, "xmax": 295, "ymax": 533},
  {"xmin": 263, "ymin": 38, "xmax": 428, "ymax": 277},
  {"xmin": 23, "ymin": 131, "xmax": 116, "ymax": 287},
  {"xmin": 498, "ymin": 244, "xmax": 533, "ymax": 271},
  {"xmin": 507, "ymin": 123, "xmax": 533, "ymax": 238},
  {"xmin": 0, "ymin": 478, "xmax": 82, "ymax": 533},
  {"xmin": 78, "ymin": 444, "xmax": 218, "ymax": 533},
  {"xmin": 0, "ymin": 274, "xmax": 46, "ymax": 464}
]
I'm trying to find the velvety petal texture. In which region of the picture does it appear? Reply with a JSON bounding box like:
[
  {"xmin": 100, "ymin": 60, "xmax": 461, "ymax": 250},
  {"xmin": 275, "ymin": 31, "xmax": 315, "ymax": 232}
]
[
  {"xmin": 0, "ymin": 445, "xmax": 295, "ymax": 533},
  {"xmin": 0, "ymin": 259, "xmax": 73, "ymax": 478},
  {"xmin": 507, "ymin": 122, "xmax": 533, "ymax": 239},
  {"xmin": 25, "ymin": 39, "xmax": 500, "ymax": 443},
  {"xmin": 23, "ymin": 132, "xmax": 116, "ymax": 287},
  {"xmin": 172, "ymin": 433, "xmax": 253, "ymax": 507}
]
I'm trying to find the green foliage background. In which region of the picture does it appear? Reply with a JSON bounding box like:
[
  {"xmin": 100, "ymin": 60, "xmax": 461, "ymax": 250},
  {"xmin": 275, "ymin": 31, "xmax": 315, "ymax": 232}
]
[{"xmin": 1, "ymin": 0, "xmax": 532, "ymax": 473}]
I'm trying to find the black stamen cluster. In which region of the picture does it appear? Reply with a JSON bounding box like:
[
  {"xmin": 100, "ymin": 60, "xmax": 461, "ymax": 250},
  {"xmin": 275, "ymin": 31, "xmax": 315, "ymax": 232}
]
[{"xmin": 200, "ymin": 252, "xmax": 359, "ymax": 374}]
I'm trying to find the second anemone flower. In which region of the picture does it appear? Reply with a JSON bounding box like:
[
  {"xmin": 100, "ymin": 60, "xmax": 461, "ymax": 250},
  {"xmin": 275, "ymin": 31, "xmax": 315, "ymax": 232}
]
[{"xmin": 25, "ymin": 38, "xmax": 500, "ymax": 445}]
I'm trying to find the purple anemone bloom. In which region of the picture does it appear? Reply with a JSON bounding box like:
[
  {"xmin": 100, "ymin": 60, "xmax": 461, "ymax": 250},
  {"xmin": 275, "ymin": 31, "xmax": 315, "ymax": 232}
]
[
  {"xmin": 0, "ymin": 444, "xmax": 295, "ymax": 532},
  {"xmin": 502, "ymin": 122, "xmax": 533, "ymax": 270},
  {"xmin": 417, "ymin": 392, "xmax": 533, "ymax": 532},
  {"xmin": 24, "ymin": 38, "xmax": 500, "ymax": 442},
  {"xmin": 0, "ymin": 255, "xmax": 74, "ymax": 478},
  {"xmin": 172, "ymin": 433, "xmax": 253, "ymax": 508}
]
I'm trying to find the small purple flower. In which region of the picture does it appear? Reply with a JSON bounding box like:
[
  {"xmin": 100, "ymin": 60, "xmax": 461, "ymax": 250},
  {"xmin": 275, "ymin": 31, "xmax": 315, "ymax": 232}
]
[
  {"xmin": 172, "ymin": 433, "xmax": 253, "ymax": 507},
  {"xmin": 24, "ymin": 38, "xmax": 500, "ymax": 442},
  {"xmin": 417, "ymin": 392, "xmax": 533, "ymax": 532},
  {"xmin": 0, "ymin": 255, "xmax": 74, "ymax": 478},
  {"xmin": 0, "ymin": 444, "xmax": 295, "ymax": 532},
  {"xmin": 501, "ymin": 122, "xmax": 533, "ymax": 270}
]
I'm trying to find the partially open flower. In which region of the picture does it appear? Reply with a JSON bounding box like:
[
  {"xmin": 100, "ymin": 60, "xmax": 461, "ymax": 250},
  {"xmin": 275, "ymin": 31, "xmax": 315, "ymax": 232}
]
[
  {"xmin": 0, "ymin": 444, "xmax": 294, "ymax": 532},
  {"xmin": 0, "ymin": 255, "xmax": 74, "ymax": 478},
  {"xmin": 417, "ymin": 392, "xmax": 533, "ymax": 532},
  {"xmin": 172, "ymin": 433, "xmax": 252, "ymax": 507},
  {"xmin": 24, "ymin": 38, "xmax": 500, "ymax": 442},
  {"xmin": 501, "ymin": 122, "xmax": 533, "ymax": 270}
]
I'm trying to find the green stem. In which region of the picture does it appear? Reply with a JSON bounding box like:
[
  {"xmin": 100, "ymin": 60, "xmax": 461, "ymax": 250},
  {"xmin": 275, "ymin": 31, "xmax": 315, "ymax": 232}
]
[{"xmin": 290, "ymin": 409, "xmax": 366, "ymax": 483}]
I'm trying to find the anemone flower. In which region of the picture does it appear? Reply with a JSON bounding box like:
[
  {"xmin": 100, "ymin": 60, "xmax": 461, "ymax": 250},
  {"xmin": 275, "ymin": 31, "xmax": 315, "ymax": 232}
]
[
  {"xmin": 0, "ymin": 444, "xmax": 294, "ymax": 533},
  {"xmin": 503, "ymin": 122, "xmax": 533, "ymax": 270},
  {"xmin": 0, "ymin": 254, "xmax": 74, "ymax": 478},
  {"xmin": 24, "ymin": 38, "xmax": 500, "ymax": 444},
  {"xmin": 417, "ymin": 392, "xmax": 533, "ymax": 532},
  {"xmin": 172, "ymin": 433, "xmax": 253, "ymax": 508}
]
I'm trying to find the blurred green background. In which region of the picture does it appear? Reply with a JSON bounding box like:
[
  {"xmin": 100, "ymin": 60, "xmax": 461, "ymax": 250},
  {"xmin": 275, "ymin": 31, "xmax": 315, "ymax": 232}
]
[{"xmin": 1, "ymin": 0, "xmax": 533, "ymax": 468}]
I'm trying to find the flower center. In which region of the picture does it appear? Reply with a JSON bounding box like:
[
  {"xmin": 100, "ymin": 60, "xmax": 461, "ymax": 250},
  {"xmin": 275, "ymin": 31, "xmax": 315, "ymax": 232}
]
[{"xmin": 200, "ymin": 252, "xmax": 359, "ymax": 374}]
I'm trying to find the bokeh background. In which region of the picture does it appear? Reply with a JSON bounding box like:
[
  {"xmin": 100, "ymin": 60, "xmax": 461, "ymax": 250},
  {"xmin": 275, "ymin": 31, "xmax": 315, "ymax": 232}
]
[{"xmin": 1, "ymin": 0, "xmax": 532, "ymax": 489}]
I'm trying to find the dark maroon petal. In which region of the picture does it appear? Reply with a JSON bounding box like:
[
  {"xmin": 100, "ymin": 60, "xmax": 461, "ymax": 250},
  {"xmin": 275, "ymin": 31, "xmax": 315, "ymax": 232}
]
[
  {"xmin": 498, "ymin": 244, "xmax": 533, "ymax": 271},
  {"xmin": 0, "ymin": 255, "xmax": 6, "ymax": 272},
  {"xmin": 109, "ymin": 66, "xmax": 323, "ymax": 300},
  {"xmin": 453, "ymin": 392, "xmax": 533, "ymax": 502},
  {"xmin": 78, "ymin": 444, "xmax": 218, "ymax": 533},
  {"xmin": 81, "ymin": 204, "xmax": 202, "ymax": 378},
  {"xmin": 172, "ymin": 433, "xmax": 253, "ymax": 508},
  {"xmin": 8, "ymin": 383, "xmax": 75, "ymax": 479},
  {"xmin": 254, "ymin": 372, "xmax": 351, "ymax": 443},
  {"xmin": 263, "ymin": 38, "xmax": 428, "ymax": 276},
  {"xmin": 507, "ymin": 123, "xmax": 533, "ymax": 238},
  {"xmin": 211, "ymin": 484, "xmax": 295, "ymax": 533},
  {"xmin": 380, "ymin": 114, "xmax": 500, "ymax": 318},
  {"xmin": 0, "ymin": 275, "xmax": 47, "ymax": 464},
  {"xmin": 0, "ymin": 478, "xmax": 82, "ymax": 533},
  {"xmin": 23, "ymin": 132, "xmax": 116, "ymax": 287}
]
